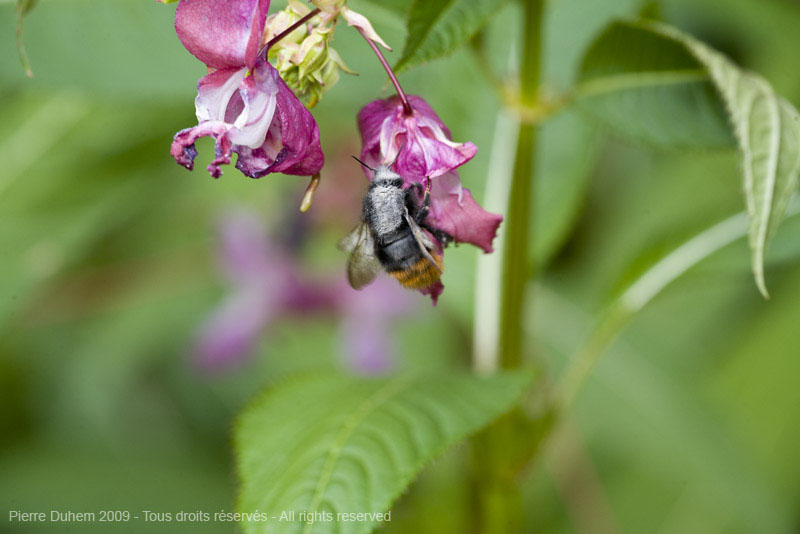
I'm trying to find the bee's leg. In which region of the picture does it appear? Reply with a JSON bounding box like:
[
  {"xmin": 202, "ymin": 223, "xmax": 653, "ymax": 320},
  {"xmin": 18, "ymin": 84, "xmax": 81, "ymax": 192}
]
[
  {"xmin": 420, "ymin": 220, "xmax": 453, "ymax": 247},
  {"xmin": 414, "ymin": 183, "xmax": 432, "ymax": 224},
  {"xmin": 434, "ymin": 229, "xmax": 453, "ymax": 246}
]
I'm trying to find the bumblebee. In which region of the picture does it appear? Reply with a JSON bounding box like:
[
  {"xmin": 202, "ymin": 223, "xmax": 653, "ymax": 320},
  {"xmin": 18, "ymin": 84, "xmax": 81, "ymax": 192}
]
[{"xmin": 339, "ymin": 160, "xmax": 447, "ymax": 290}]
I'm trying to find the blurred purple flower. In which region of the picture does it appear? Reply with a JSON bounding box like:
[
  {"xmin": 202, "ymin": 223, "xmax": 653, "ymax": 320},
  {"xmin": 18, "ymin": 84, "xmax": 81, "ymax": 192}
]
[
  {"xmin": 170, "ymin": 0, "xmax": 324, "ymax": 178},
  {"xmin": 337, "ymin": 277, "xmax": 412, "ymax": 375},
  {"xmin": 194, "ymin": 209, "xmax": 413, "ymax": 374}
]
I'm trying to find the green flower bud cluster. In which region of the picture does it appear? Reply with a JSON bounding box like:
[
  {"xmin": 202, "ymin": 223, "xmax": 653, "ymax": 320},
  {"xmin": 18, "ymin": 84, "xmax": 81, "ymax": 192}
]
[{"xmin": 265, "ymin": 2, "xmax": 354, "ymax": 108}]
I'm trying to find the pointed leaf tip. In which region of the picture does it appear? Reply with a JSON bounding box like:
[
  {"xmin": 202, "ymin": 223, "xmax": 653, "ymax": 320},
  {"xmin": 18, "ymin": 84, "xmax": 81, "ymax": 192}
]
[{"xmin": 578, "ymin": 20, "xmax": 800, "ymax": 297}]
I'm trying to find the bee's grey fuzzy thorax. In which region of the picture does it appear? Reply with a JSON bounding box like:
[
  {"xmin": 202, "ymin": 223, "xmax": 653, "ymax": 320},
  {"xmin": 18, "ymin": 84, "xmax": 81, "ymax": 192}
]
[{"xmin": 365, "ymin": 183, "xmax": 405, "ymax": 236}]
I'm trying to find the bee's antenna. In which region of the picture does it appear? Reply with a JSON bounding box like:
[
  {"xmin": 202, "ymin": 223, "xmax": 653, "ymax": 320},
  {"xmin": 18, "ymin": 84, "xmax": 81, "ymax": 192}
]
[
  {"xmin": 388, "ymin": 142, "xmax": 406, "ymax": 169},
  {"xmin": 351, "ymin": 156, "xmax": 375, "ymax": 171}
]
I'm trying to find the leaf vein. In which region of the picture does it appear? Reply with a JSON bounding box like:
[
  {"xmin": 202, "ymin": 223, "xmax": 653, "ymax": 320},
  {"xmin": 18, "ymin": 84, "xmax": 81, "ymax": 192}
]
[
  {"xmin": 576, "ymin": 69, "xmax": 709, "ymax": 98},
  {"xmin": 302, "ymin": 376, "xmax": 413, "ymax": 533}
]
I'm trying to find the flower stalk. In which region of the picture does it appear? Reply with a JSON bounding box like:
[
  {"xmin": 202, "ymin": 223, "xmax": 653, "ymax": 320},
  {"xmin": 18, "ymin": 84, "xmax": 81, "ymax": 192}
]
[
  {"xmin": 355, "ymin": 27, "xmax": 413, "ymax": 116},
  {"xmin": 263, "ymin": 7, "xmax": 321, "ymax": 52}
]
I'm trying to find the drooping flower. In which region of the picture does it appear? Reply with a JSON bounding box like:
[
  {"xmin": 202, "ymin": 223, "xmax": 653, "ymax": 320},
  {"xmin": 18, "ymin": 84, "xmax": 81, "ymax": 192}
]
[
  {"xmin": 194, "ymin": 209, "xmax": 414, "ymax": 374},
  {"xmin": 170, "ymin": 0, "xmax": 324, "ymax": 178},
  {"xmin": 358, "ymin": 94, "xmax": 503, "ymax": 254}
]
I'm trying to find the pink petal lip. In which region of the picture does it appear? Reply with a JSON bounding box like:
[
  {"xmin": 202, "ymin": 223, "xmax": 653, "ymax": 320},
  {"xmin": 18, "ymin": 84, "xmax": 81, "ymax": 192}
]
[
  {"xmin": 428, "ymin": 172, "xmax": 502, "ymax": 253},
  {"xmin": 171, "ymin": 61, "xmax": 324, "ymax": 178}
]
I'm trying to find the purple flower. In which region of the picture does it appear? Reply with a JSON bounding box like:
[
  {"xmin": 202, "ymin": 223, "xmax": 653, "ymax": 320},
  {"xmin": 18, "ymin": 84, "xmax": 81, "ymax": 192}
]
[
  {"xmin": 170, "ymin": 0, "xmax": 324, "ymax": 178},
  {"xmin": 193, "ymin": 210, "xmax": 331, "ymax": 369},
  {"xmin": 194, "ymin": 209, "xmax": 414, "ymax": 374},
  {"xmin": 357, "ymin": 95, "xmax": 502, "ymax": 254},
  {"xmin": 359, "ymin": 95, "xmax": 476, "ymax": 181},
  {"xmin": 337, "ymin": 277, "xmax": 412, "ymax": 375}
]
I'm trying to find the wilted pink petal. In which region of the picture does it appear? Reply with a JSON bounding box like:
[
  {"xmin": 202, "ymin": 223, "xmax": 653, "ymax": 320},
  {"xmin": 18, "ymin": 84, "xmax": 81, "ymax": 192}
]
[
  {"xmin": 236, "ymin": 65, "xmax": 324, "ymax": 177},
  {"xmin": 419, "ymin": 281, "xmax": 444, "ymax": 305},
  {"xmin": 175, "ymin": 0, "xmax": 270, "ymax": 70},
  {"xmin": 171, "ymin": 121, "xmax": 233, "ymax": 178},
  {"xmin": 429, "ymin": 172, "xmax": 502, "ymax": 253},
  {"xmin": 172, "ymin": 61, "xmax": 323, "ymax": 178}
]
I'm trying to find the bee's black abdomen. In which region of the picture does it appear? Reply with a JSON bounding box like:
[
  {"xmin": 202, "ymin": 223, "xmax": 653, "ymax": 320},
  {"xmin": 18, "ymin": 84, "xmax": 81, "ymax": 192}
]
[{"xmin": 376, "ymin": 232, "xmax": 424, "ymax": 272}]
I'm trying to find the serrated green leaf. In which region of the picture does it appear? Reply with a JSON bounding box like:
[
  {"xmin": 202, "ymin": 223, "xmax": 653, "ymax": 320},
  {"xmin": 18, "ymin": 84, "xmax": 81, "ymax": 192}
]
[
  {"xmin": 235, "ymin": 371, "xmax": 531, "ymax": 534},
  {"xmin": 395, "ymin": 0, "xmax": 508, "ymax": 73},
  {"xmin": 576, "ymin": 22, "xmax": 734, "ymax": 148},
  {"xmin": 576, "ymin": 20, "xmax": 800, "ymax": 297}
]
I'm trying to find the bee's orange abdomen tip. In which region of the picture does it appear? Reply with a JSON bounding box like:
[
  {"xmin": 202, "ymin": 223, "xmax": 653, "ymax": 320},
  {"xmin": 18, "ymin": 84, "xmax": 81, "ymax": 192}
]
[{"xmin": 389, "ymin": 258, "xmax": 443, "ymax": 289}]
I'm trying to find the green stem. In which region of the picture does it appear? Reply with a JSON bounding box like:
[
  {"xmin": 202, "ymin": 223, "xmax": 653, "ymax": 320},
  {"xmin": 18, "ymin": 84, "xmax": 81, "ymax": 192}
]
[
  {"xmin": 498, "ymin": 0, "xmax": 542, "ymax": 369},
  {"xmin": 471, "ymin": 2, "xmax": 543, "ymax": 533},
  {"xmin": 263, "ymin": 8, "xmax": 321, "ymax": 51}
]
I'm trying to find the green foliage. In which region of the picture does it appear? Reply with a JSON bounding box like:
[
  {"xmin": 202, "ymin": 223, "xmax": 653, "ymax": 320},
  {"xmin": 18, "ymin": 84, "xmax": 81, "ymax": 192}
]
[
  {"xmin": 235, "ymin": 372, "xmax": 531, "ymax": 533},
  {"xmin": 577, "ymin": 20, "xmax": 800, "ymax": 296},
  {"xmin": 533, "ymin": 110, "xmax": 598, "ymax": 267},
  {"xmin": 395, "ymin": 0, "xmax": 508, "ymax": 73},
  {"xmin": 0, "ymin": 0, "xmax": 199, "ymax": 96},
  {"xmin": 577, "ymin": 21, "xmax": 734, "ymax": 148}
]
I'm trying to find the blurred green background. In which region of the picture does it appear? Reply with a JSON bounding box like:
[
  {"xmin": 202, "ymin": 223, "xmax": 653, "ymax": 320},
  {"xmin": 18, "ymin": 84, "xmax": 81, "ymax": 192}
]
[{"xmin": 2, "ymin": 0, "xmax": 800, "ymax": 532}]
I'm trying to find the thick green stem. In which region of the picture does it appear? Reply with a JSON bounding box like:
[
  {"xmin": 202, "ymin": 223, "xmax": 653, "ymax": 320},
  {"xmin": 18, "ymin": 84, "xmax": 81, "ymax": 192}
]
[
  {"xmin": 472, "ymin": 2, "xmax": 543, "ymax": 533},
  {"xmin": 498, "ymin": 0, "xmax": 542, "ymax": 369}
]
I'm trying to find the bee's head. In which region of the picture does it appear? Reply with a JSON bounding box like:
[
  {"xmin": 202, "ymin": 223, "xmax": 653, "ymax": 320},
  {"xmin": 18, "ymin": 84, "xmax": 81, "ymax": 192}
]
[
  {"xmin": 372, "ymin": 165, "xmax": 404, "ymax": 188},
  {"xmin": 352, "ymin": 156, "xmax": 404, "ymax": 187}
]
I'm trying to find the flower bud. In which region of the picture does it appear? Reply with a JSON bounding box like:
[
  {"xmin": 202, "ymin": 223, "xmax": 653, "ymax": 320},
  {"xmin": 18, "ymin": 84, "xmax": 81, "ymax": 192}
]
[
  {"xmin": 264, "ymin": 4, "xmax": 355, "ymax": 107},
  {"xmin": 262, "ymin": 2, "xmax": 308, "ymax": 46},
  {"xmin": 297, "ymin": 30, "xmax": 329, "ymax": 79}
]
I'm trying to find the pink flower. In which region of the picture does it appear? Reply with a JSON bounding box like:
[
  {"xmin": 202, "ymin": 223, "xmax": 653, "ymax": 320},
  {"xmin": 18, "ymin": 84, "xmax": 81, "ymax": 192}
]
[
  {"xmin": 357, "ymin": 95, "xmax": 502, "ymax": 255},
  {"xmin": 170, "ymin": 0, "xmax": 324, "ymax": 178}
]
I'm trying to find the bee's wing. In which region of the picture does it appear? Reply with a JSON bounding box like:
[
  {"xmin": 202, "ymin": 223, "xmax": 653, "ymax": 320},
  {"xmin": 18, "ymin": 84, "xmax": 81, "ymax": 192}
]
[
  {"xmin": 404, "ymin": 208, "xmax": 443, "ymax": 273},
  {"xmin": 338, "ymin": 222, "xmax": 365, "ymax": 253},
  {"xmin": 338, "ymin": 222, "xmax": 381, "ymax": 290}
]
